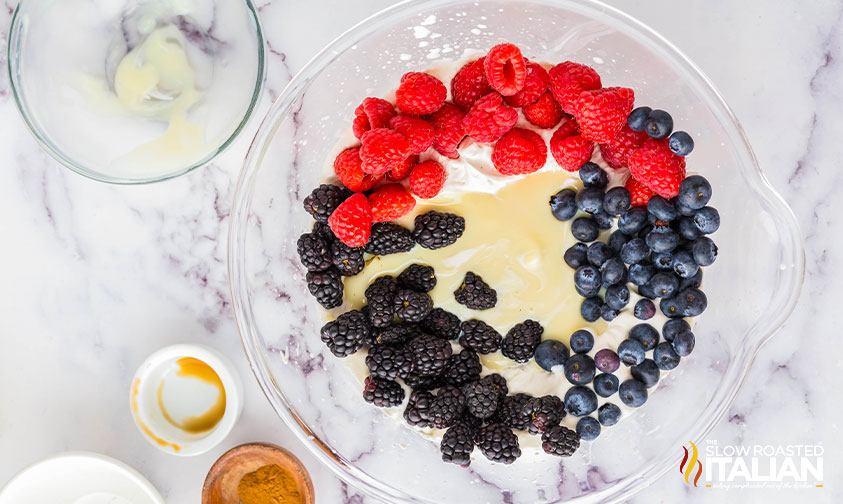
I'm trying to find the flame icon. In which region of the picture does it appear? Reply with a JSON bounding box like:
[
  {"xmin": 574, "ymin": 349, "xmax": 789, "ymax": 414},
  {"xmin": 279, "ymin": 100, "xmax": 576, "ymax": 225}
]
[{"xmin": 679, "ymin": 441, "xmax": 703, "ymax": 487}]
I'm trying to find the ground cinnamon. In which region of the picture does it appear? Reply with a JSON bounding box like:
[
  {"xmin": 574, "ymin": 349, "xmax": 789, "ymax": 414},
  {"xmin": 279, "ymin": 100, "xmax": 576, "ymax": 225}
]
[{"xmin": 237, "ymin": 463, "xmax": 303, "ymax": 504}]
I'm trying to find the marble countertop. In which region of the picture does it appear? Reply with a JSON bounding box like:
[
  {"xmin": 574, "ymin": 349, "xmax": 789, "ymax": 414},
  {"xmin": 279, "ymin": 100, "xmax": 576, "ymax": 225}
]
[{"xmin": 0, "ymin": 0, "xmax": 838, "ymax": 502}]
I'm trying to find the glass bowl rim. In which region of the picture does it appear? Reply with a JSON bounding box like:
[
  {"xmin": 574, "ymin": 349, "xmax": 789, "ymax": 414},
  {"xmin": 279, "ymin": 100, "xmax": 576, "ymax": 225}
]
[
  {"xmin": 228, "ymin": 0, "xmax": 807, "ymax": 501},
  {"xmin": 6, "ymin": 0, "xmax": 267, "ymax": 185}
]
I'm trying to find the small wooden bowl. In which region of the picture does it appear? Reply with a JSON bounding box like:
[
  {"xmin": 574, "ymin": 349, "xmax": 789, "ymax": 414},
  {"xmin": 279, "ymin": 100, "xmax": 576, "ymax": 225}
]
[{"xmin": 202, "ymin": 442, "xmax": 315, "ymax": 504}]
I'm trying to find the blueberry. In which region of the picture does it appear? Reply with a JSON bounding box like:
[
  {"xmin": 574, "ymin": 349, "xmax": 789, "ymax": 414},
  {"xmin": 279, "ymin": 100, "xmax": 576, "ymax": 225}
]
[
  {"xmin": 629, "ymin": 323, "xmax": 659, "ymax": 350},
  {"xmin": 599, "ymin": 257, "xmax": 626, "ymax": 287},
  {"xmin": 569, "ymin": 330, "xmax": 594, "ymax": 354},
  {"xmin": 634, "ymin": 299, "xmax": 656, "ymax": 320},
  {"xmin": 603, "ymin": 187, "xmax": 631, "ymax": 216},
  {"xmin": 646, "ymin": 227, "xmax": 680, "ymax": 253},
  {"xmin": 581, "ymin": 297, "xmax": 603, "ymax": 322},
  {"xmin": 678, "ymin": 217, "xmax": 701, "ymax": 240},
  {"xmin": 647, "ymin": 196, "xmax": 678, "ymax": 222},
  {"xmin": 576, "ymin": 416, "xmax": 601, "ymax": 441},
  {"xmin": 678, "ymin": 288, "xmax": 707, "ymax": 316},
  {"xmin": 563, "ymin": 243, "xmax": 588, "ymax": 269},
  {"xmin": 598, "ymin": 403, "xmax": 621, "ymax": 426},
  {"xmin": 593, "ymin": 373, "xmax": 619, "ymax": 397},
  {"xmin": 591, "ymin": 211, "xmax": 614, "ymax": 230},
  {"xmin": 652, "ymin": 252, "xmax": 674, "ymax": 271},
  {"xmin": 618, "ymin": 207, "xmax": 648, "ymax": 235},
  {"xmin": 534, "ymin": 339, "xmax": 570, "ymax": 371},
  {"xmin": 692, "ymin": 237, "xmax": 718, "ymax": 266},
  {"xmin": 564, "ymin": 385, "xmax": 598, "ymax": 416},
  {"xmin": 605, "ymin": 284, "xmax": 630, "ymax": 310},
  {"xmin": 608, "ymin": 230, "xmax": 631, "ymax": 253},
  {"xmin": 645, "ymin": 109, "xmax": 673, "ymax": 140},
  {"xmin": 576, "ymin": 186, "xmax": 605, "ymax": 214},
  {"xmin": 649, "ymin": 272, "xmax": 679, "ymax": 298},
  {"xmin": 637, "ymin": 282, "xmax": 657, "ymax": 299},
  {"xmin": 600, "ymin": 304, "xmax": 619, "ymax": 322},
  {"xmin": 668, "ymin": 131, "xmax": 694, "ymax": 156},
  {"xmin": 674, "ymin": 197, "xmax": 699, "ymax": 217},
  {"xmin": 693, "ymin": 206, "xmax": 720, "ymax": 234},
  {"xmin": 653, "ymin": 342, "xmax": 681, "ymax": 370},
  {"xmin": 662, "ymin": 319, "xmax": 691, "ymax": 342},
  {"xmin": 620, "ymin": 238, "xmax": 649, "ymax": 264},
  {"xmin": 677, "ymin": 175, "xmax": 712, "ymax": 210},
  {"xmin": 564, "ymin": 354, "xmax": 596, "ymax": 385},
  {"xmin": 679, "ymin": 268, "xmax": 703, "ymax": 291},
  {"xmin": 579, "ymin": 162, "xmax": 609, "ymax": 188},
  {"xmin": 587, "ymin": 242, "xmax": 614, "ymax": 267},
  {"xmin": 627, "ymin": 106, "xmax": 652, "ymax": 131},
  {"xmin": 619, "ymin": 379, "xmax": 649, "ymax": 407},
  {"xmin": 617, "ymin": 339, "xmax": 645, "ymax": 366},
  {"xmin": 629, "ymin": 263, "xmax": 655, "ymax": 286},
  {"xmin": 572, "ymin": 217, "xmax": 600, "ymax": 242},
  {"xmin": 550, "ymin": 189, "xmax": 579, "ymax": 221},
  {"xmin": 660, "ymin": 296, "xmax": 687, "ymax": 318},
  {"xmin": 594, "ymin": 349, "xmax": 620, "ymax": 373},
  {"xmin": 574, "ymin": 265, "xmax": 602, "ymax": 297},
  {"xmin": 672, "ymin": 249, "xmax": 699, "ymax": 279},
  {"xmin": 631, "ymin": 359, "xmax": 660, "ymax": 388},
  {"xmin": 672, "ymin": 330, "xmax": 696, "ymax": 356}
]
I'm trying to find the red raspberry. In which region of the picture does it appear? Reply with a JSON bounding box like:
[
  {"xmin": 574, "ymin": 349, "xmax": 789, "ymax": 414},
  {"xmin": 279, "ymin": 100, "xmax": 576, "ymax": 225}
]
[
  {"xmin": 386, "ymin": 154, "xmax": 418, "ymax": 181},
  {"xmin": 550, "ymin": 132, "xmax": 594, "ymax": 172},
  {"xmin": 484, "ymin": 44, "xmax": 527, "ymax": 96},
  {"xmin": 396, "ymin": 72, "xmax": 447, "ymax": 116},
  {"xmin": 492, "ymin": 128, "xmax": 548, "ymax": 176},
  {"xmin": 352, "ymin": 97, "xmax": 396, "ymax": 139},
  {"xmin": 388, "ymin": 115, "xmax": 433, "ymax": 154},
  {"xmin": 599, "ymin": 124, "xmax": 648, "ymax": 169},
  {"xmin": 625, "ymin": 176, "xmax": 655, "ymax": 207},
  {"xmin": 628, "ymin": 139, "xmax": 687, "ymax": 198},
  {"xmin": 360, "ymin": 128, "xmax": 411, "ymax": 175},
  {"xmin": 523, "ymin": 91, "xmax": 564, "ymax": 129},
  {"xmin": 575, "ymin": 87, "xmax": 635, "ymax": 143},
  {"xmin": 548, "ymin": 61, "xmax": 602, "ymax": 114},
  {"xmin": 367, "ymin": 184, "xmax": 416, "ymax": 222},
  {"xmin": 462, "ymin": 92, "xmax": 518, "ymax": 143},
  {"xmin": 451, "ymin": 58, "xmax": 493, "ymax": 111},
  {"xmin": 409, "ymin": 160, "xmax": 447, "ymax": 199},
  {"xmin": 328, "ymin": 193, "xmax": 373, "ymax": 247},
  {"xmin": 427, "ymin": 102, "xmax": 466, "ymax": 158},
  {"xmin": 333, "ymin": 147, "xmax": 380, "ymax": 192},
  {"xmin": 504, "ymin": 62, "xmax": 549, "ymax": 108}
]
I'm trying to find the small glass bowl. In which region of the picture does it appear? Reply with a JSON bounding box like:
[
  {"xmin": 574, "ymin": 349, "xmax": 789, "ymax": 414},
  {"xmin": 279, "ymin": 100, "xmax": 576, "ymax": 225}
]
[
  {"xmin": 228, "ymin": 0, "xmax": 806, "ymax": 502},
  {"xmin": 7, "ymin": 0, "xmax": 265, "ymax": 184}
]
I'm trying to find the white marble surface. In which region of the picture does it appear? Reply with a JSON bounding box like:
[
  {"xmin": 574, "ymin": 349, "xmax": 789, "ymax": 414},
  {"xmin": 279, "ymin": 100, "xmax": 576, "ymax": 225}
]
[{"xmin": 0, "ymin": 0, "xmax": 840, "ymax": 502}]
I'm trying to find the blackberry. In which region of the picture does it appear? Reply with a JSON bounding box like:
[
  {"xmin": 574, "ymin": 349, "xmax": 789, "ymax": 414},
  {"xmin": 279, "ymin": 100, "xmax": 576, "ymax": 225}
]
[
  {"xmin": 408, "ymin": 334, "xmax": 452, "ymax": 377},
  {"xmin": 521, "ymin": 395, "xmax": 565, "ymax": 434},
  {"xmin": 296, "ymin": 232, "xmax": 333, "ymax": 272},
  {"xmin": 393, "ymin": 289, "xmax": 433, "ymax": 323},
  {"xmin": 443, "ymin": 348, "xmax": 482, "ymax": 386},
  {"xmin": 365, "ymin": 223, "xmax": 415, "ymax": 256},
  {"xmin": 495, "ymin": 393, "xmax": 533, "ymax": 430},
  {"xmin": 404, "ymin": 390, "xmax": 435, "ymax": 427},
  {"xmin": 362, "ymin": 376, "xmax": 405, "ymax": 407},
  {"xmin": 440, "ymin": 421, "xmax": 475, "ymax": 467},
  {"xmin": 366, "ymin": 344, "xmax": 414, "ymax": 380},
  {"xmin": 365, "ymin": 276, "xmax": 398, "ymax": 327},
  {"xmin": 412, "ymin": 211, "xmax": 466, "ymax": 250},
  {"xmin": 541, "ymin": 425, "xmax": 580, "ymax": 457},
  {"xmin": 476, "ymin": 423, "xmax": 521, "ymax": 464},
  {"xmin": 404, "ymin": 372, "xmax": 447, "ymax": 392},
  {"xmin": 371, "ymin": 323, "xmax": 421, "ymax": 346},
  {"xmin": 398, "ymin": 264, "xmax": 437, "ymax": 292},
  {"xmin": 420, "ymin": 308, "xmax": 461, "ymax": 340},
  {"xmin": 460, "ymin": 319, "xmax": 502, "ymax": 354},
  {"xmin": 461, "ymin": 379, "xmax": 503, "ymax": 419},
  {"xmin": 330, "ymin": 240, "xmax": 365, "ymax": 276},
  {"xmin": 311, "ymin": 221, "xmax": 334, "ymax": 242},
  {"xmin": 454, "ymin": 272, "xmax": 497, "ymax": 310},
  {"xmin": 306, "ymin": 268, "xmax": 343, "ymax": 308},
  {"xmin": 303, "ymin": 184, "xmax": 351, "ymax": 223},
  {"xmin": 320, "ymin": 309, "xmax": 369, "ymax": 357},
  {"xmin": 501, "ymin": 320, "xmax": 543, "ymax": 363},
  {"xmin": 482, "ymin": 373, "xmax": 509, "ymax": 396},
  {"xmin": 428, "ymin": 385, "xmax": 466, "ymax": 429}
]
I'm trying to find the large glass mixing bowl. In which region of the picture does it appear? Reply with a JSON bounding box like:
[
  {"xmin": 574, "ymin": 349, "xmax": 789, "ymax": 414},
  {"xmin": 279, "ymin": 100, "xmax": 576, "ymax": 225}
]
[{"xmin": 228, "ymin": 1, "xmax": 805, "ymax": 502}]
